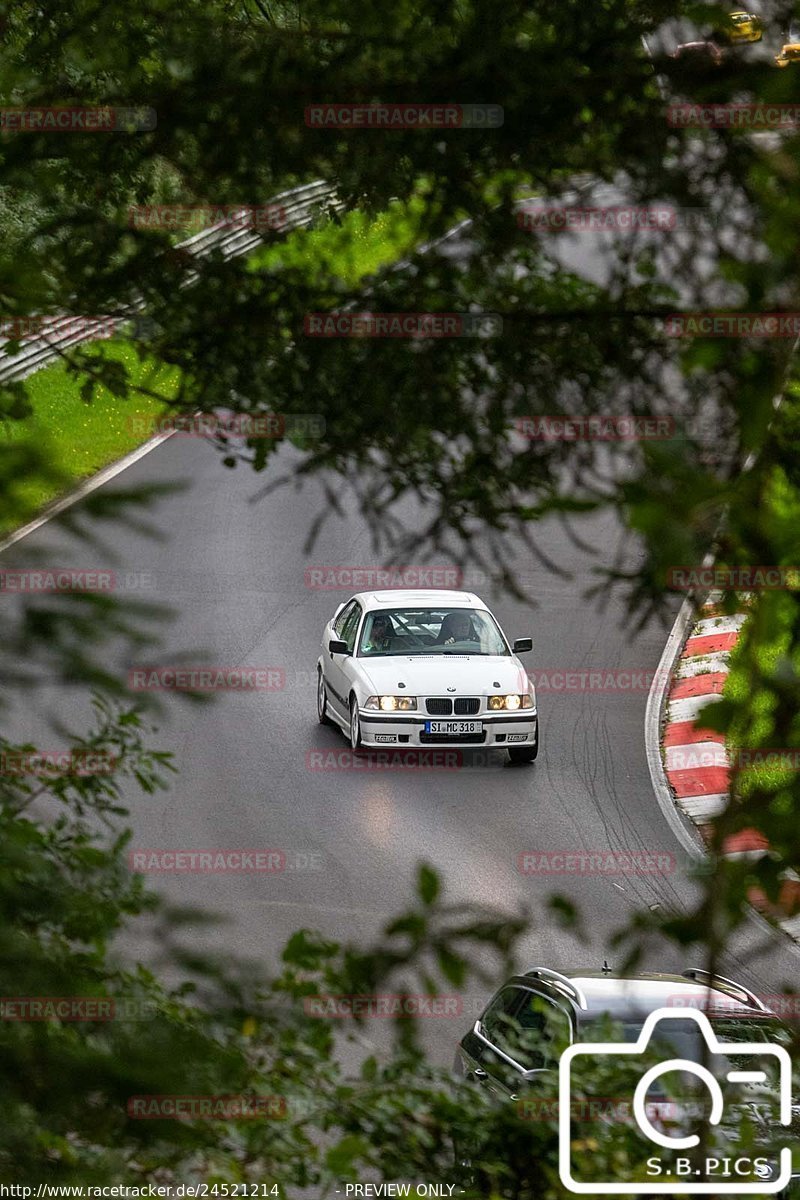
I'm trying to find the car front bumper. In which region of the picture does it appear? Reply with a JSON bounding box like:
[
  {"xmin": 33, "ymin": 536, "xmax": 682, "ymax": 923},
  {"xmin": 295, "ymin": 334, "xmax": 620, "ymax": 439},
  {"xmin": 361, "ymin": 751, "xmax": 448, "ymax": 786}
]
[{"xmin": 358, "ymin": 709, "xmax": 538, "ymax": 749}]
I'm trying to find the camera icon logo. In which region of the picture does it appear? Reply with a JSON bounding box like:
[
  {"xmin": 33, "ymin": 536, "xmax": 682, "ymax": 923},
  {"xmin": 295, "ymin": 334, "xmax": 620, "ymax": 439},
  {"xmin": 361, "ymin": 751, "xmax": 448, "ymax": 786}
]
[{"xmin": 558, "ymin": 1007, "xmax": 793, "ymax": 1194}]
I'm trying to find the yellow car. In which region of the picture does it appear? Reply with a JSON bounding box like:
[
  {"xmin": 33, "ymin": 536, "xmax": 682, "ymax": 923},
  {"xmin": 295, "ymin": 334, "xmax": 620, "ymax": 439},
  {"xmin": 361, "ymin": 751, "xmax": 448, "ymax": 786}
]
[
  {"xmin": 725, "ymin": 10, "xmax": 763, "ymax": 42},
  {"xmin": 776, "ymin": 41, "xmax": 800, "ymax": 67}
]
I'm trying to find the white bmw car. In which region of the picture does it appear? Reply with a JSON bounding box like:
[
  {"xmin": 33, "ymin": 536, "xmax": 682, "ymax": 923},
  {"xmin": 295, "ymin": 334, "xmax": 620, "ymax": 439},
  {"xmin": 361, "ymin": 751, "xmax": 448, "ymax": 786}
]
[{"xmin": 316, "ymin": 589, "xmax": 539, "ymax": 763}]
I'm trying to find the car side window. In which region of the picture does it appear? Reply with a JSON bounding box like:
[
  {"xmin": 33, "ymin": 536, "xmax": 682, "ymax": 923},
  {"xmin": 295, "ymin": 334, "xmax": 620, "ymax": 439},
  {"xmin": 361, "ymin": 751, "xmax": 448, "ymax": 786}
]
[
  {"xmin": 333, "ymin": 601, "xmax": 356, "ymax": 638},
  {"xmin": 340, "ymin": 603, "xmax": 362, "ymax": 654},
  {"xmin": 483, "ymin": 986, "xmax": 571, "ymax": 1071},
  {"xmin": 481, "ymin": 986, "xmax": 527, "ymax": 1057},
  {"xmin": 512, "ymin": 990, "xmax": 572, "ymax": 1068}
]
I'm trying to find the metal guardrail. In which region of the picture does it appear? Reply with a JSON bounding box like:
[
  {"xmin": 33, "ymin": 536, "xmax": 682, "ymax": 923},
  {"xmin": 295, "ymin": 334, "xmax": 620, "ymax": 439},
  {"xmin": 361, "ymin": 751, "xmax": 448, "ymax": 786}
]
[{"xmin": 0, "ymin": 179, "xmax": 341, "ymax": 384}]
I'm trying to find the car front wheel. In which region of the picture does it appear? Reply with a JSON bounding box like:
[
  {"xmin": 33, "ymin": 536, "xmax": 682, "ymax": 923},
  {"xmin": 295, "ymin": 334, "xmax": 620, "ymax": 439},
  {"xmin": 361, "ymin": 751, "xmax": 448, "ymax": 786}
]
[
  {"xmin": 508, "ymin": 726, "xmax": 538, "ymax": 764},
  {"xmin": 349, "ymin": 696, "xmax": 364, "ymax": 754},
  {"xmin": 317, "ymin": 668, "xmax": 332, "ymax": 725}
]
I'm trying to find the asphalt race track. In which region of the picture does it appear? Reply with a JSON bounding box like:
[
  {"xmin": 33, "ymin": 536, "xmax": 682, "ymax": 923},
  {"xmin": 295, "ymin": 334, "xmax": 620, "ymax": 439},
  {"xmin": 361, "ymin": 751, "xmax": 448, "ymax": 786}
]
[{"xmin": 4, "ymin": 428, "xmax": 798, "ymax": 1067}]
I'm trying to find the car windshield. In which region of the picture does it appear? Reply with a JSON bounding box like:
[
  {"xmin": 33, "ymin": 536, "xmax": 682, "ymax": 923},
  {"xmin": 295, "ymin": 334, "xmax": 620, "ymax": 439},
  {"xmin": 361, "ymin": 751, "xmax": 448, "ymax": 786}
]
[
  {"xmin": 358, "ymin": 607, "xmax": 510, "ymax": 657},
  {"xmin": 580, "ymin": 1014, "xmax": 791, "ymax": 1063},
  {"xmin": 572, "ymin": 1013, "xmax": 792, "ymax": 1116}
]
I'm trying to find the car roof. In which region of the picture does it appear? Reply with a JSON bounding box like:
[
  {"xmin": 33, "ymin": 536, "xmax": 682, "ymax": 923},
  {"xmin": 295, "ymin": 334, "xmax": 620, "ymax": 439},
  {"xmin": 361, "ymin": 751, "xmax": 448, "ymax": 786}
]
[
  {"xmin": 510, "ymin": 970, "xmax": 768, "ymax": 1020},
  {"xmin": 573, "ymin": 975, "xmax": 759, "ymax": 1019},
  {"xmin": 351, "ymin": 589, "xmax": 487, "ymax": 610}
]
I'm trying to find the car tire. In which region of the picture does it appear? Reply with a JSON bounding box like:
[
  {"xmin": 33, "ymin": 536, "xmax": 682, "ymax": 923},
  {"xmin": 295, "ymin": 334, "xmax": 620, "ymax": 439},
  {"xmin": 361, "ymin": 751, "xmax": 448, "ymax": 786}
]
[
  {"xmin": 349, "ymin": 695, "xmax": 364, "ymax": 754},
  {"xmin": 508, "ymin": 726, "xmax": 538, "ymax": 764},
  {"xmin": 317, "ymin": 668, "xmax": 333, "ymax": 726}
]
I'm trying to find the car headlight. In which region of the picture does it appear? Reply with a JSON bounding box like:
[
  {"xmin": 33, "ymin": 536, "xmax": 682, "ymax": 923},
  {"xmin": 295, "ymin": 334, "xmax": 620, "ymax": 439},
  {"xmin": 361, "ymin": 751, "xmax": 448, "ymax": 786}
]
[
  {"xmin": 488, "ymin": 694, "xmax": 534, "ymax": 710},
  {"xmin": 364, "ymin": 695, "xmax": 417, "ymax": 712}
]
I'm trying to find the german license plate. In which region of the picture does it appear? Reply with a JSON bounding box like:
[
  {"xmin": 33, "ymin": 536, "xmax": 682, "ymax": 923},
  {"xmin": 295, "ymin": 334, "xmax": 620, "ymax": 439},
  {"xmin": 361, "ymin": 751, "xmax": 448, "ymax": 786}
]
[{"xmin": 425, "ymin": 720, "xmax": 482, "ymax": 735}]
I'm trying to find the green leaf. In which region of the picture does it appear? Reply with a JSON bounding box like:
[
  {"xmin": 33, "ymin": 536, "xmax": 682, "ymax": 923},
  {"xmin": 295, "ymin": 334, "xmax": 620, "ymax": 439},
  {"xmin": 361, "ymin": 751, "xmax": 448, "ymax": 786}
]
[{"xmin": 416, "ymin": 863, "xmax": 440, "ymax": 906}]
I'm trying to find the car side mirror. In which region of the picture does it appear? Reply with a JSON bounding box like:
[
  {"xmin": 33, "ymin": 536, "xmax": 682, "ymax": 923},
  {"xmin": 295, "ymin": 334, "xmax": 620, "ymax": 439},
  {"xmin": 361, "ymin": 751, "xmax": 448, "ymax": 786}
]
[
  {"xmin": 513, "ymin": 637, "xmax": 533, "ymax": 654},
  {"xmin": 328, "ymin": 638, "xmax": 349, "ymax": 655}
]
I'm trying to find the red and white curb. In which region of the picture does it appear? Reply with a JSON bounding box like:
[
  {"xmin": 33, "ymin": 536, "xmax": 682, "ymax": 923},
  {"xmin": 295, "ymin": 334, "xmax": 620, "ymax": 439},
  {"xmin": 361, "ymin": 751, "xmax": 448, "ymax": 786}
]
[
  {"xmin": 664, "ymin": 601, "xmax": 746, "ymax": 826},
  {"xmin": 659, "ymin": 592, "xmax": 800, "ymax": 940}
]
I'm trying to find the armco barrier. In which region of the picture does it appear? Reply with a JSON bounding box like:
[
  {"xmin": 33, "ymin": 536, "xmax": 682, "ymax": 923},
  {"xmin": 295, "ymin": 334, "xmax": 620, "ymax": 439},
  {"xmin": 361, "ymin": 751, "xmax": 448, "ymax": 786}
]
[{"xmin": 0, "ymin": 180, "xmax": 341, "ymax": 385}]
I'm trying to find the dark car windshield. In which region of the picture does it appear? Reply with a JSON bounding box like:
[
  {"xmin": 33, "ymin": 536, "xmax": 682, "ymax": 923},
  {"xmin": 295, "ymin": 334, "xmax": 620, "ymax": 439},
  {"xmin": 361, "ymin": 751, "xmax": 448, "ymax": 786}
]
[
  {"xmin": 579, "ymin": 1014, "xmax": 791, "ymax": 1064},
  {"xmin": 358, "ymin": 607, "xmax": 510, "ymax": 657}
]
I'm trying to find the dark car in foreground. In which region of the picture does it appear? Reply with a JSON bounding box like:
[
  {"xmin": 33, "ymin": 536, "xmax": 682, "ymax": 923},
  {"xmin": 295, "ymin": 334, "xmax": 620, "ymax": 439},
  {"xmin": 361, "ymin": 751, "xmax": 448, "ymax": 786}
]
[
  {"xmin": 455, "ymin": 966, "xmax": 798, "ymax": 1191},
  {"xmin": 456, "ymin": 966, "xmax": 787, "ymax": 1090}
]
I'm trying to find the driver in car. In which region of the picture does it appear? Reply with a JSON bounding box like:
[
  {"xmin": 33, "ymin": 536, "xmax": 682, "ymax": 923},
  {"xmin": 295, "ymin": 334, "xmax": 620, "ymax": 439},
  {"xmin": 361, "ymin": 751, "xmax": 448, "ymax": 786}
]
[
  {"xmin": 364, "ymin": 613, "xmax": 394, "ymax": 653},
  {"xmin": 439, "ymin": 611, "xmax": 474, "ymax": 645}
]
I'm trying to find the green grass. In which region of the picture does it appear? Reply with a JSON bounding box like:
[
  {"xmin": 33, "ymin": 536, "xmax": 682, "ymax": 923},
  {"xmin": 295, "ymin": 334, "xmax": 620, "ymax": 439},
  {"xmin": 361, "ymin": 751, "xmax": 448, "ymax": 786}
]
[
  {"xmin": 245, "ymin": 197, "xmax": 430, "ymax": 285},
  {"xmin": 1, "ymin": 341, "xmax": 180, "ymax": 531},
  {"xmin": 724, "ymin": 599, "xmax": 799, "ymax": 795},
  {"xmin": 1, "ymin": 199, "xmax": 431, "ymax": 535},
  {"xmin": 722, "ymin": 466, "xmax": 800, "ymax": 795}
]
